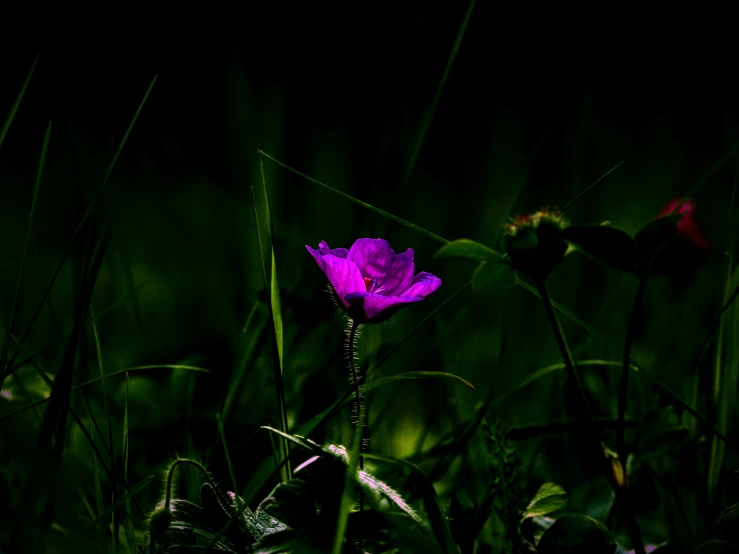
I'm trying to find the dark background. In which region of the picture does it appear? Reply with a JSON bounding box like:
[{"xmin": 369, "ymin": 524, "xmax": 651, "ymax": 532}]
[{"xmin": 2, "ymin": 7, "xmax": 739, "ymax": 550}]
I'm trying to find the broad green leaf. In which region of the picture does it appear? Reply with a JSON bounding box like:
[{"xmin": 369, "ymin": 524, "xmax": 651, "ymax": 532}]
[
  {"xmin": 435, "ymin": 239, "xmax": 503, "ymax": 263},
  {"xmin": 536, "ymin": 513, "xmax": 616, "ymax": 554},
  {"xmin": 523, "ymin": 483, "xmax": 568, "ymax": 521},
  {"xmin": 471, "ymin": 260, "xmax": 516, "ymax": 293},
  {"xmin": 560, "ymin": 224, "xmax": 639, "ymax": 273}
]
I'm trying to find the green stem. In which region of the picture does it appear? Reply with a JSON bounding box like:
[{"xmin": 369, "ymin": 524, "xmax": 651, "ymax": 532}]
[
  {"xmin": 536, "ymin": 278, "xmax": 645, "ymax": 554},
  {"xmin": 348, "ymin": 321, "xmax": 364, "ymax": 512},
  {"xmin": 617, "ymin": 274, "xmax": 647, "ymax": 456}
]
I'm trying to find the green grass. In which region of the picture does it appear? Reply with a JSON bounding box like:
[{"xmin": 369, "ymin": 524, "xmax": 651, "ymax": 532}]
[{"xmin": 1, "ymin": 43, "xmax": 739, "ymax": 554}]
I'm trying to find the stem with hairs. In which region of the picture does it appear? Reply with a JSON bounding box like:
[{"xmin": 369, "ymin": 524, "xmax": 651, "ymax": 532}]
[{"xmin": 347, "ymin": 321, "xmax": 364, "ymax": 512}]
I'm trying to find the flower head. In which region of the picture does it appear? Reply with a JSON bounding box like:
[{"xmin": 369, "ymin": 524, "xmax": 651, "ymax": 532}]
[
  {"xmin": 306, "ymin": 238, "xmax": 442, "ymax": 324},
  {"xmin": 658, "ymin": 197, "xmax": 711, "ymax": 251},
  {"xmin": 503, "ymin": 208, "xmax": 569, "ymax": 279}
]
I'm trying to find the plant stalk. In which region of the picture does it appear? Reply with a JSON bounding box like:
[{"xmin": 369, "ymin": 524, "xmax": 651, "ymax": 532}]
[{"xmin": 536, "ymin": 278, "xmax": 645, "ymax": 554}]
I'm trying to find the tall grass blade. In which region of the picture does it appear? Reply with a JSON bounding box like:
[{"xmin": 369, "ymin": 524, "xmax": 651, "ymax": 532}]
[
  {"xmin": 0, "ymin": 53, "xmax": 39, "ymax": 150},
  {"xmin": 0, "ymin": 122, "xmax": 51, "ymax": 388},
  {"xmin": 252, "ymin": 154, "xmax": 291, "ymax": 481},
  {"xmin": 4, "ymin": 76, "xmax": 157, "ymax": 373}
]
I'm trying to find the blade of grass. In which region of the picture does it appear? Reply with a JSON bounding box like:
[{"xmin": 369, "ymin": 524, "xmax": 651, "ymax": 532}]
[
  {"xmin": 0, "ymin": 53, "xmax": 39, "ymax": 150},
  {"xmin": 258, "ymin": 150, "xmax": 450, "ymax": 245},
  {"xmin": 708, "ymin": 182, "xmax": 738, "ymax": 502},
  {"xmin": 673, "ymin": 141, "xmax": 739, "ymax": 214},
  {"xmin": 0, "ymin": 122, "xmax": 51, "ymax": 387},
  {"xmin": 91, "ymin": 475, "xmax": 156, "ymax": 525},
  {"xmin": 252, "ymin": 154, "xmax": 291, "ymax": 482},
  {"xmin": 92, "ymin": 277, "xmax": 159, "ymax": 322},
  {"xmin": 399, "ymin": 0, "xmax": 476, "ymax": 189},
  {"xmin": 4, "ymin": 76, "xmax": 157, "ymax": 376},
  {"xmin": 90, "ymin": 418, "xmax": 105, "ymax": 531},
  {"xmin": 558, "ymin": 161, "xmax": 625, "ymax": 215},
  {"xmin": 121, "ymin": 372, "xmax": 136, "ymax": 551},
  {"xmin": 216, "ymin": 413, "xmax": 239, "ymax": 495},
  {"xmin": 0, "ymin": 365, "xmax": 212, "ymax": 422},
  {"xmin": 221, "ymin": 301, "xmax": 267, "ymax": 425},
  {"xmin": 91, "ymin": 306, "xmax": 119, "ymax": 553}
]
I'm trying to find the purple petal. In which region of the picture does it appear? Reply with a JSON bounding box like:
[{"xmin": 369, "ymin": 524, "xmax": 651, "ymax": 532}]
[
  {"xmin": 347, "ymin": 238, "xmax": 415, "ymax": 295},
  {"xmin": 306, "ymin": 241, "xmax": 349, "ymax": 270},
  {"xmin": 317, "ymin": 240, "xmax": 349, "ymax": 259},
  {"xmin": 345, "ymin": 292, "xmax": 423, "ymax": 322},
  {"xmin": 321, "ymin": 255, "xmax": 365, "ymax": 307},
  {"xmin": 402, "ymin": 272, "xmax": 442, "ymax": 298}
]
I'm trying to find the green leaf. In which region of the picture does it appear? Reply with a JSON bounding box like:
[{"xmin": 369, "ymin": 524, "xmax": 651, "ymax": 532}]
[
  {"xmin": 471, "ymin": 261, "xmax": 516, "ymax": 293},
  {"xmin": 434, "ymin": 239, "xmax": 503, "ymax": 263},
  {"xmin": 523, "ymin": 483, "xmax": 568, "ymax": 520},
  {"xmin": 536, "ymin": 513, "xmax": 616, "ymax": 554},
  {"xmin": 560, "ymin": 224, "xmax": 639, "ymax": 273}
]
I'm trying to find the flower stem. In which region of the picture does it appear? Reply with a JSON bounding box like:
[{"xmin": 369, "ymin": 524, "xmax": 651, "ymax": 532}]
[
  {"xmin": 348, "ymin": 321, "xmax": 364, "ymax": 511},
  {"xmin": 617, "ymin": 274, "xmax": 647, "ymax": 457},
  {"xmin": 536, "ymin": 278, "xmax": 645, "ymax": 554}
]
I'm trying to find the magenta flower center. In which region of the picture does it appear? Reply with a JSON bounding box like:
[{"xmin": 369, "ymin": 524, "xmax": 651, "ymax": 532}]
[{"xmin": 363, "ymin": 277, "xmax": 385, "ymax": 294}]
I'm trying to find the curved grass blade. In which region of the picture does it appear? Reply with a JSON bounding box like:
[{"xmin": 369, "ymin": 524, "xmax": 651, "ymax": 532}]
[
  {"xmin": 0, "ymin": 122, "xmax": 51, "ymax": 387},
  {"xmin": 0, "ymin": 53, "xmax": 39, "ymax": 150},
  {"xmin": 338, "ymin": 371, "xmax": 475, "ymax": 410},
  {"xmin": 92, "ymin": 277, "xmax": 159, "ymax": 322},
  {"xmin": 4, "ymin": 76, "xmax": 157, "ymax": 375}
]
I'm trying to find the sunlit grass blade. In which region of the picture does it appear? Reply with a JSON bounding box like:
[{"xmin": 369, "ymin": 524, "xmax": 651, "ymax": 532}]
[
  {"xmin": 252, "ymin": 154, "xmax": 291, "ymax": 482},
  {"xmin": 0, "ymin": 53, "xmax": 38, "ymax": 150},
  {"xmin": 332, "ymin": 396, "xmax": 365, "ymax": 554},
  {"xmin": 4, "ymin": 76, "xmax": 157, "ymax": 373},
  {"xmin": 0, "ymin": 122, "xmax": 51, "ymax": 388}
]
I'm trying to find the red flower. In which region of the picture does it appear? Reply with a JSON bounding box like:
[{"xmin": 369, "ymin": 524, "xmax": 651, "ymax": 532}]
[{"xmin": 659, "ymin": 197, "xmax": 711, "ymax": 251}]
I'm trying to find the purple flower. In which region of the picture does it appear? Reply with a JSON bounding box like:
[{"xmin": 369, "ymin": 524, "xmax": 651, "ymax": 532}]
[{"xmin": 306, "ymin": 238, "xmax": 442, "ymax": 324}]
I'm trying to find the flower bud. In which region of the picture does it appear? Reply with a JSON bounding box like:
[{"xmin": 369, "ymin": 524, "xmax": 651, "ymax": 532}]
[
  {"xmin": 503, "ymin": 209, "xmax": 568, "ymax": 279},
  {"xmin": 148, "ymin": 506, "xmax": 173, "ymax": 541}
]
